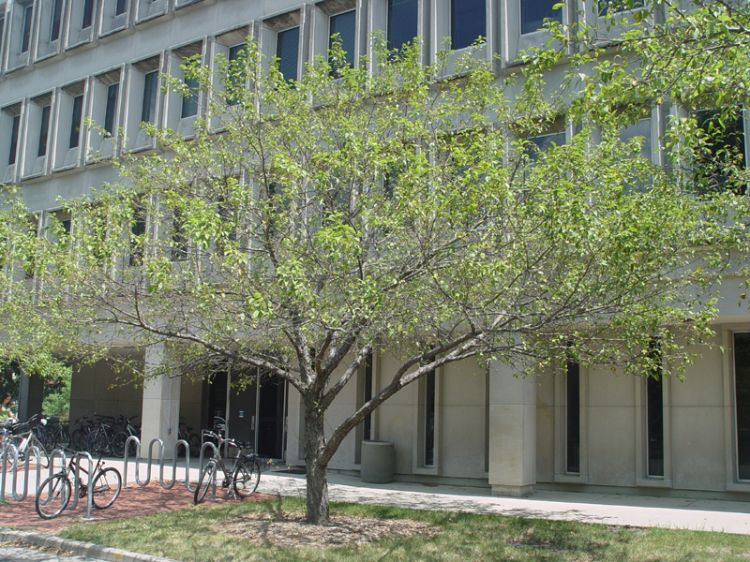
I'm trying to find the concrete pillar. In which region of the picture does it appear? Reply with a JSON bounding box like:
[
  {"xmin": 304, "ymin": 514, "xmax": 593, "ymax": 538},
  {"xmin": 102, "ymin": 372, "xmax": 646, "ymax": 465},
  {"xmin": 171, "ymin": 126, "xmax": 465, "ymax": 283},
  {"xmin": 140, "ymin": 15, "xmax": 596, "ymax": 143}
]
[
  {"xmin": 140, "ymin": 343, "xmax": 181, "ymax": 459},
  {"xmin": 488, "ymin": 360, "xmax": 536, "ymax": 496},
  {"xmin": 17, "ymin": 374, "xmax": 44, "ymax": 421}
]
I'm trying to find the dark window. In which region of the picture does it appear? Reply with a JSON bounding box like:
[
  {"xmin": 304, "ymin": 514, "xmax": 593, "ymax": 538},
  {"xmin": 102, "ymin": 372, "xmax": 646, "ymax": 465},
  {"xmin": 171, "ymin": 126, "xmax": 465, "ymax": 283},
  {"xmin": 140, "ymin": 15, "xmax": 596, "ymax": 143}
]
[
  {"xmin": 21, "ymin": 4, "xmax": 33, "ymax": 53},
  {"xmin": 130, "ymin": 206, "xmax": 147, "ymax": 266},
  {"xmin": 276, "ymin": 26, "xmax": 300, "ymax": 82},
  {"xmin": 226, "ymin": 44, "xmax": 247, "ymax": 105},
  {"xmin": 69, "ymin": 95, "xmax": 84, "ymax": 149},
  {"xmin": 599, "ymin": 0, "xmax": 644, "ymax": 16},
  {"xmin": 181, "ymin": 76, "xmax": 199, "ymax": 118},
  {"xmin": 38, "ymin": 105, "xmax": 51, "ymax": 157},
  {"xmin": 51, "ymin": 0, "xmax": 63, "ymax": 41},
  {"xmin": 646, "ymin": 340, "xmax": 664, "ymax": 477},
  {"xmin": 363, "ymin": 352, "xmax": 373, "ymax": 441},
  {"xmin": 387, "ymin": 0, "xmax": 418, "ymax": 51},
  {"xmin": 8, "ymin": 114, "xmax": 20, "ymax": 165},
  {"xmin": 451, "ymin": 0, "xmax": 485, "ymax": 50},
  {"xmin": 141, "ymin": 70, "xmax": 158, "ymax": 123},
  {"xmin": 521, "ymin": 0, "xmax": 562, "ymax": 35},
  {"xmin": 620, "ymin": 118, "xmax": 652, "ymax": 160},
  {"xmin": 424, "ymin": 370, "xmax": 436, "ymax": 466},
  {"xmin": 82, "ymin": 0, "xmax": 94, "ymax": 28},
  {"xmin": 566, "ymin": 359, "xmax": 580, "ymax": 474},
  {"xmin": 528, "ymin": 130, "xmax": 566, "ymax": 160},
  {"xmin": 694, "ymin": 109, "xmax": 746, "ymax": 194},
  {"xmin": 735, "ymin": 333, "xmax": 750, "ymax": 480},
  {"xmin": 329, "ymin": 10, "xmax": 356, "ymax": 72},
  {"xmin": 61, "ymin": 218, "xmax": 72, "ymax": 235},
  {"xmin": 171, "ymin": 211, "xmax": 188, "ymax": 261},
  {"xmin": 104, "ymin": 83, "xmax": 119, "ymax": 135},
  {"xmin": 115, "ymin": 0, "xmax": 128, "ymax": 16}
]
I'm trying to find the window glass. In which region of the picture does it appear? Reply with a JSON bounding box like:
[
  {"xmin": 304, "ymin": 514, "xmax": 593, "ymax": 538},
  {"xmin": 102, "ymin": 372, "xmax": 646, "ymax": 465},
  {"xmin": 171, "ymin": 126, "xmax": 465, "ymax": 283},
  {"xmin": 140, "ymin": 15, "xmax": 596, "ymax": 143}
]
[
  {"xmin": 51, "ymin": 0, "xmax": 63, "ymax": 41},
  {"xmin": 527, "ymin": 130, "xmax": 565, "ymax": 162},
  {"xmin": 69, "ymin": 95, "xmax": 84, "ymax": 149},
  {"xmin": 226, "ymin": 44, "xmax": 247, "ymax": 105},
  {"xmin": 521, "ymin": 0, "xmax": 562, "ymax": 35},
  {"xmin": 735, "ymin": 333, "xmax": 750, "ymax": 480},
  {"xmin": 82, "ymin": 0, "xmax": 94, "ymax": 28},
  {"xmin": 387, "ymin": 0, "xmax": 418, "ymax": 51},
  {"xmin": 38, "ymin": 105, "xmax": 51, "ymax": 157},
  {"xmin": 104, "ymin": 83, "xmax": 119, "ymax": 135},
  {"xmin": 181, "ymin": 76, "xmax": 199, "ymax": 119},
  {"xmin": 620, "ymin": 118, "xmax": 651, "ymax": 160},
  {"xmin": 424, "ymin": 370, "xmax": 436, "ymax": 466},
  {"xmin": 116, "ymin": 0, "xmax": 128, "ymax": 16},
  {"xmin": 566, "ymin": 359, "xmax": 580, "ymax": 474},
  {"xmin": 329, "ymin": 10, "xmax": 356, "ymax": 70},
  {"xmin": 646, "ymin": 340, "xmax": 664, "ymax": 478},
  {"xmin": 451, "ymin": 0, "xmax": 485, "ymax": 50},
  {"xmin": 141, "ymin": 71, "xmax": 158, "ymax": 123},
  {"xmin": 21, "ymin": 4, "xmax": 33, "ymax": 53},
  {"xmin": 8, "ymin": 114, "xmax": 20, "ymax": 165},
  {"xmin": 276, "ymin": 26, "xmax": 300, "ymax": 82},
  {"xmin": 694, "ymin": 109, "xmax": 746, "ymax": 193}
]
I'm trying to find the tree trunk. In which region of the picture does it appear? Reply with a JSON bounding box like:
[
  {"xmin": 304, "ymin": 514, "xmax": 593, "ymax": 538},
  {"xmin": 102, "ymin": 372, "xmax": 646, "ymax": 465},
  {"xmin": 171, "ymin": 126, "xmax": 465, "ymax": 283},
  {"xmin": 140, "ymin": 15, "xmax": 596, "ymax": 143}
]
[{"xmin": 304, "ymin": 403, "xmax": 329, "ymax": 524}]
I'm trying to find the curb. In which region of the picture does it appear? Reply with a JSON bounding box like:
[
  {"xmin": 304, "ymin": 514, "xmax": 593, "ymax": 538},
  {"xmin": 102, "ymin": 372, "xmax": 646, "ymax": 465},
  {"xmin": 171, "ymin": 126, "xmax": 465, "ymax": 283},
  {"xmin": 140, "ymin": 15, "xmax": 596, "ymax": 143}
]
[{"xmin": 0, "ymin": 529, "xmax": 179, "ymax": 562}]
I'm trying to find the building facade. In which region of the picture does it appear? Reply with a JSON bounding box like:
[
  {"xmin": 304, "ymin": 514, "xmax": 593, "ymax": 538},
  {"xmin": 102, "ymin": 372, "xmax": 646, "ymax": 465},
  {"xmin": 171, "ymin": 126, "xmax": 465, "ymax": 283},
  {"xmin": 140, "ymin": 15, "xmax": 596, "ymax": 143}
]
[{"xmin": 2, "ymin": 0, "xmax": 750, "ymax": 500}]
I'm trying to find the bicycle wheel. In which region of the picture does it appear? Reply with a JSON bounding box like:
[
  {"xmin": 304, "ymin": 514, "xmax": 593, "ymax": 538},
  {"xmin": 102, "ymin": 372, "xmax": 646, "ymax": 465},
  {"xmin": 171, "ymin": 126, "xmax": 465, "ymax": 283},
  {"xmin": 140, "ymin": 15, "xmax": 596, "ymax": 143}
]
[
  {"xmin": 36, "ymin": 474, "xmax": 72, "ymax": 520},
  {"xmin": 194, "ymin": 461, "xmax": 217, "ymax": 505},
  {"xmin": 91, "ymin": 467, "xmax": 122, "ymax": 509},
  {"xmin": 233, "ymin": 458, "xmax": 261, "ymax": 498},
  {"xmin": 29, "ymin": 437, "xmax": 49, "ymax": 468},
  {"xmin": 110, "ymin": 432, "xmax": 128, "ymax": 457}
]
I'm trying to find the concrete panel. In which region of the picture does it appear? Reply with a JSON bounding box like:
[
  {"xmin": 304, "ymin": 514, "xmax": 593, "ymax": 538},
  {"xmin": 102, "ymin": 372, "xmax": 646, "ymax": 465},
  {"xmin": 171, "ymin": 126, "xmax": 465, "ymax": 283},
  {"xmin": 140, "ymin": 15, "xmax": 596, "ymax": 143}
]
[
  {"xmin": 588, "ymin": 367, "xmax": 635, "ymax": 407},
  {"xmin": 587, "ymin": 406, "xmax": 636, "ymax": 486},
  {"xmin": 536, "ymin": 372, "xmax": 555, "ymax": 482},
  {"xmin": 68, "ymin": 352, "xmax": 143, "ymax": 423},
  {"xmin": 671, "ymin": 406, "xmax": 726, "ymax": 491}
]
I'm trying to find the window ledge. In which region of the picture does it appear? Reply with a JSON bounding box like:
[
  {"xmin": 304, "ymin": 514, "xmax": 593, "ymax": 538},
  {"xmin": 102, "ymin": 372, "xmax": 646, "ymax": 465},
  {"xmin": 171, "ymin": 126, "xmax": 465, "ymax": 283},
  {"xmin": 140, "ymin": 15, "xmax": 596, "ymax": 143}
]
[
  {"xmin": 636, "ymin": 477, "xmax": 672, "ymax": 488},
  {"xmin": 554, "ymin": 473, "xmax": 587, "ymax": 484},
  {"xmin": 726, "ymin": 481, "xmax": 750, "ymax": 493}
]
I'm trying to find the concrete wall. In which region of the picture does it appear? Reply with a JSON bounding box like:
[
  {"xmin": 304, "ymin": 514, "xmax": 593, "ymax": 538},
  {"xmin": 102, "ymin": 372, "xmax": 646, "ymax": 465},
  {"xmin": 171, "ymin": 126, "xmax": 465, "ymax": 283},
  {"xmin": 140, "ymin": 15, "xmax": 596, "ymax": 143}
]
[
  {"xmin": 68, "ymin": 350, "xmax": 143, "ymax": 423},
  {"xmin": 534, "ymin": 328, "xmax": 748, "ymax": 497},
  {"xmin": 284, "ymin": 353, "xmax": 488, "ymax": 484}
]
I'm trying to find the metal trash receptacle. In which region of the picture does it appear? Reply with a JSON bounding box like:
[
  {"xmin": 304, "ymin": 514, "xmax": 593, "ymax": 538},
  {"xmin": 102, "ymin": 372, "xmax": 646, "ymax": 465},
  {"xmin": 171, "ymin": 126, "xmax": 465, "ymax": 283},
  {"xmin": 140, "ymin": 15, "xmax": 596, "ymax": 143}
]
[{"xmin": 360, "ymin": 440, "xmax": 395, "ymax": 483}]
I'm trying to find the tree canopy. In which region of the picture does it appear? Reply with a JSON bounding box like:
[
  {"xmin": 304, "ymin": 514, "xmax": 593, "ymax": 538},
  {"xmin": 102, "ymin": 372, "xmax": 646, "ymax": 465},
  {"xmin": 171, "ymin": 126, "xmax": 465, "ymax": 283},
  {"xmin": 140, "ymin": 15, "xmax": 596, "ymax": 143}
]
[{"xmin": 1, "ymin": 0, "xmax": 749, "ymax": 523}]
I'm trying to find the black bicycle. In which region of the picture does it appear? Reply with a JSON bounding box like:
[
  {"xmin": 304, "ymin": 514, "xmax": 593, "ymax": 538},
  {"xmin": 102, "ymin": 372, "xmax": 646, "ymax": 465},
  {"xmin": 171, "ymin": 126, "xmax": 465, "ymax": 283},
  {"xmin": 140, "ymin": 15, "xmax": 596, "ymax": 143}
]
[
  {"xmin": 193, "ymin": 430, "xmax": 261, "ymax": 504},
  {"xmin": 35, "ymin": 453, "xmax": 122, "ymax": 519}
]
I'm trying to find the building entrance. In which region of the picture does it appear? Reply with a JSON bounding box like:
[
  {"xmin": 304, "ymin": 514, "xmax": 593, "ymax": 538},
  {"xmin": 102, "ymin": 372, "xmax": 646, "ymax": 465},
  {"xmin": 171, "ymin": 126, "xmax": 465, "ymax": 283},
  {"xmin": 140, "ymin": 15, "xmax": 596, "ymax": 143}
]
[{"xmin": 204, "ymin": 369, "xmax": 287, "ymax": 460}]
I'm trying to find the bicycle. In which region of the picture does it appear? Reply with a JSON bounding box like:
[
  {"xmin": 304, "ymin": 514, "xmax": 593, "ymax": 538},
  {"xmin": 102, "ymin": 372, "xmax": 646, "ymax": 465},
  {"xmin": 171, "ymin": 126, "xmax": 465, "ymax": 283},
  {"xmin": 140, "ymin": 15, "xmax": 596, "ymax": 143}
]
[
  {"xmin": 35, "ymin": 453, "xmax": 122, "ymax": 519},
  {"xmin": 193, "ymin": 430, "xmax": 261, "ymax": 505},
  {"xmin": 7, "ymin": 415, "xmax": 50, "ymax": 467}
]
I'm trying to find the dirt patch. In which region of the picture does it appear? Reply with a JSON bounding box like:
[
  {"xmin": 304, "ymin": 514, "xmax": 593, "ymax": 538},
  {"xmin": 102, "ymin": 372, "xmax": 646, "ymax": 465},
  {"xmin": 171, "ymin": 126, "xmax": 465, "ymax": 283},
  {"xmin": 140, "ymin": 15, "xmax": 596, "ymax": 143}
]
[
  {"xmin": 0, "ymin": 484, "xmax": 272, "ymax": 532},
  {"xmin": 220, "ymin": 511, "xmax": 440, "ymax": 548}
]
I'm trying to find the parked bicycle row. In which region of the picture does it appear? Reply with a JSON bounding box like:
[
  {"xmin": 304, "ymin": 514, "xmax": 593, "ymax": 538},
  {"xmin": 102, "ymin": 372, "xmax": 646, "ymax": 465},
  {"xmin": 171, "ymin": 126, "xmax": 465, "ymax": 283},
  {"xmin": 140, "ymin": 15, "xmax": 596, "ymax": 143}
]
[{"xmin": 0, "ymin": 413, "xmax": 209, "ymax": 459}]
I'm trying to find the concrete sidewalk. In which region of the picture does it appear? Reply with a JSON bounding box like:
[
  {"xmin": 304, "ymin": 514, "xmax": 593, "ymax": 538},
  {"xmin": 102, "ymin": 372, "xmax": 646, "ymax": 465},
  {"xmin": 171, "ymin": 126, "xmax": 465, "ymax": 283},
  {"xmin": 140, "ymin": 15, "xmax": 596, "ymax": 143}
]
[
  {"xmin": 6, "ymin": 457, "xmax": 750, "ymax": 535},
  {"xmin": 258, "ymin": 471, "xmax": 750, "ymax": 535}
]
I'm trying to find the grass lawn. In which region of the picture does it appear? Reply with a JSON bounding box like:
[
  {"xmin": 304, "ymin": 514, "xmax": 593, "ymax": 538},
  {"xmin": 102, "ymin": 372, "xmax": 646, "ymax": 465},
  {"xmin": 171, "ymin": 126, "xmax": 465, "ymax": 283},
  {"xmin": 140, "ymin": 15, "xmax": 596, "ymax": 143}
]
[{"xmin": 60, "ymin": 498, "xmax": 750, "ymax": 561}]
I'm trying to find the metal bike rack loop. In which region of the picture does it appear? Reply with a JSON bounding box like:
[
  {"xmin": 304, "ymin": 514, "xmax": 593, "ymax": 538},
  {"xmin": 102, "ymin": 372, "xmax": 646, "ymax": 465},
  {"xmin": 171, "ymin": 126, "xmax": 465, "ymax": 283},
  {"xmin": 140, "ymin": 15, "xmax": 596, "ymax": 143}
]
[
  {"xmin": 123, "ymin": 437, "xmax": 215, "ymax": 493},
  {"xmin": 0, "ymin": 444, "xmax": 58, "ymax": 503}
]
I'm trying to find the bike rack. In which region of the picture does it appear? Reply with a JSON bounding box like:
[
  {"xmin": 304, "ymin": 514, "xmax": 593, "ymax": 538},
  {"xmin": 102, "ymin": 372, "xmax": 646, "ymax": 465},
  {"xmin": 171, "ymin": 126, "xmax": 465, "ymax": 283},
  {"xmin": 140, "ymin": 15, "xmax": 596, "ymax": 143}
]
[
  {"xmin": 67, "ymin": 451, "xmax": 95, "ymax": 519},
  {"xmin": 122, "ymin": 437, "xmax": 215, "ymax": 494},
  {"xmin": 1, "ymin": 445, "xmax": 62, "ymax": 503}
]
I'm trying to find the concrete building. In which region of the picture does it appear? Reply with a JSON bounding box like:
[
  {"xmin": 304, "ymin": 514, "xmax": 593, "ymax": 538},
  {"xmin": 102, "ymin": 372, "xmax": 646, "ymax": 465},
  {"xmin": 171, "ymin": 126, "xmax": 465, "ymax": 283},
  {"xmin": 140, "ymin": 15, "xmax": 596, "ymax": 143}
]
[{"xmin": 2, "ymin": 0, "xmax": 750, "ymax": 500}]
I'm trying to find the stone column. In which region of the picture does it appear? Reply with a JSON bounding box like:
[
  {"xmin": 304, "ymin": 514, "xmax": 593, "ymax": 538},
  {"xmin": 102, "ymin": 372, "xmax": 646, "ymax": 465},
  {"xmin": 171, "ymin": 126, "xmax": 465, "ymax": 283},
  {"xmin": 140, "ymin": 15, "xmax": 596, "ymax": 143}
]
[
  {"xmin": 140, "ymin": 343, "xmax": 181, "ymax": 459},
  {"xmin": 488, "ymin": 360, "xmax": 537, "ymax": 496}
]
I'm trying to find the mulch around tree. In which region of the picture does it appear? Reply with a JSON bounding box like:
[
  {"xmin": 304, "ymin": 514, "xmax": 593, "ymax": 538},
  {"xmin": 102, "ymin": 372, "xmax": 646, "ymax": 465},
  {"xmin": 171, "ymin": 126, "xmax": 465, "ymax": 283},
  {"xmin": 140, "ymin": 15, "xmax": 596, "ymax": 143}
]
[{"xmin": 0, "ymin": 483, "xmax": 273, "ymax": 533}]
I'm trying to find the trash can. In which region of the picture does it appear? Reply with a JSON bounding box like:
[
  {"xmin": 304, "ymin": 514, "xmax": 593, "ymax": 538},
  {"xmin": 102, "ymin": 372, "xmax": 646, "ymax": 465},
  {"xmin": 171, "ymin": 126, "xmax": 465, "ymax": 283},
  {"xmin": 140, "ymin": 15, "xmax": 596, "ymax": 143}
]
[{"xmin": 360, "ymin": 440, "xmax": 395, "ymax": 483}]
